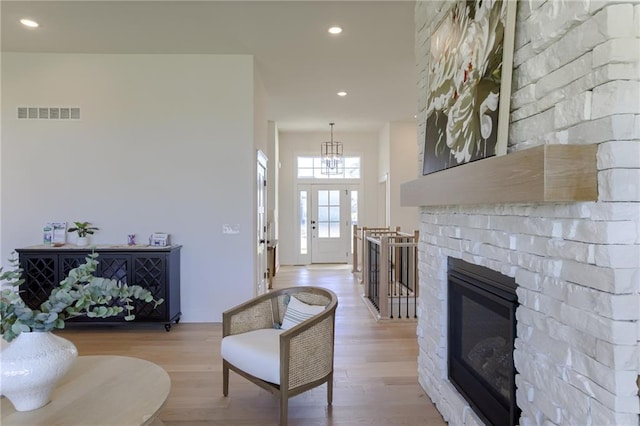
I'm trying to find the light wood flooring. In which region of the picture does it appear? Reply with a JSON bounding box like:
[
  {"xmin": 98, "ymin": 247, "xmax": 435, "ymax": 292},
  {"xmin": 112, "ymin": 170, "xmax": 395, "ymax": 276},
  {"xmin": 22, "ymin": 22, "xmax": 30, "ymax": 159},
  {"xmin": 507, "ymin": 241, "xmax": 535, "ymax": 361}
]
[{"xmin": 57, "ymin": 264, "xmax": 446, "ymax": 425}]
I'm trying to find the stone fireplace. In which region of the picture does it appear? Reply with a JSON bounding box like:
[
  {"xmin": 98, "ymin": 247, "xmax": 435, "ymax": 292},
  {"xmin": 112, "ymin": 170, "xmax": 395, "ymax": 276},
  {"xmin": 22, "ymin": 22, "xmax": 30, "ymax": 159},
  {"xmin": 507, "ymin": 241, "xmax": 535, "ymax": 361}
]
[{"xmin": 405, "ymin": 1, "xmax": 640, "ymax": 425}]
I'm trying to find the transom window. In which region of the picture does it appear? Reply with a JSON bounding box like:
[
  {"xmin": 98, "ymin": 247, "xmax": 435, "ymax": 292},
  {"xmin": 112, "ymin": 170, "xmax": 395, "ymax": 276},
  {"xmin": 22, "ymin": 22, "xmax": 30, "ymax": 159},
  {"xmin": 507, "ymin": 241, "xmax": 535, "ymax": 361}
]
[{"xmin": 297, "ymin": 156, "xmax": 361, "ymax": 179}]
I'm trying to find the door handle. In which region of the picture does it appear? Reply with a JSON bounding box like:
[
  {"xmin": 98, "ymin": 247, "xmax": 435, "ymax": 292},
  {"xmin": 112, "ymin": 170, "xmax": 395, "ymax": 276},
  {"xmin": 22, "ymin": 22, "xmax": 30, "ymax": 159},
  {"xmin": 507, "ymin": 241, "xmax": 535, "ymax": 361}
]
[{"xmin": 259, "ymin": 239, "xmax": 266, "ymax": 244}]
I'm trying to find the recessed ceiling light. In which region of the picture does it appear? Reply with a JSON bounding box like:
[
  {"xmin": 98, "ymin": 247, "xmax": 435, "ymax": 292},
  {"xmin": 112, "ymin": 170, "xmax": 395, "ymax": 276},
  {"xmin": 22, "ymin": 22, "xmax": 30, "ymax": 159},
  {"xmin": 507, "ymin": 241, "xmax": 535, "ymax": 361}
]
[
  {"xmin": 328, "ymin": 26, "xmax": 342, "ymax": 35},
  {"xmin": 20, "ymin": 18, "xmax": 39, "ymax": 28},
  {"xmin": 337, "ymin": 91, "xmax": 347, "ymax": 97}
]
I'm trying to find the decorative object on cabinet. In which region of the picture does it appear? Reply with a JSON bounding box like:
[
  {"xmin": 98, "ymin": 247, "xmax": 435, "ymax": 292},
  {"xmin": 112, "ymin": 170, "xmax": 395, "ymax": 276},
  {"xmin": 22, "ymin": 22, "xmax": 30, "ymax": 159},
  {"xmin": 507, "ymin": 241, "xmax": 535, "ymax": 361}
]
[
  {"xmin": 149, "ymin": 233, "xmax": 169, "ymax": 247},
  {"xmin": 43, "ymin": 224, "xmax": 53, "ymax": 246},
  {"xmin": 14, "ymin": 245, "xmax": 181, "ymax": 331},
  {"xmin": 43, "ymin": 222, "xmax": 67, "ymax": 247},
  {"xmin": 67, "ymin": 221, "xmax": 99, "ymax": 247},
  {"xmin": 422, "ymin": 0, "xmax": 517, "ymax": 176}
]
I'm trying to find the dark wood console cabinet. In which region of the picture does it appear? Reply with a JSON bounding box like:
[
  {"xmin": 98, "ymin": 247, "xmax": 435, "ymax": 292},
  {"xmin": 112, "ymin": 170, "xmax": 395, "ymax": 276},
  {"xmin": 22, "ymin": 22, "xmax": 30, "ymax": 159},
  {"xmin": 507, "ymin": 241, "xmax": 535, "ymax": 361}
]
[{"xmin": 15, "ymin": 245, "xmax": 181, "ymax": 331}]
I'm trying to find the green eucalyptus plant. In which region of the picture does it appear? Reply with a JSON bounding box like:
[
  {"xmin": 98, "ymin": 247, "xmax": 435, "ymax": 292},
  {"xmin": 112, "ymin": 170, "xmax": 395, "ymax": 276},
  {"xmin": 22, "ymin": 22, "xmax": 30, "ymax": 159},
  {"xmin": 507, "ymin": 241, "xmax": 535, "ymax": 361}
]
[
  {"xmin": 67, "ymin": 221, "xmax": 99, "ymax": 238},
  {"xmin": 0, "ymin": 252, "xmax": 163, "ymax": 342}
]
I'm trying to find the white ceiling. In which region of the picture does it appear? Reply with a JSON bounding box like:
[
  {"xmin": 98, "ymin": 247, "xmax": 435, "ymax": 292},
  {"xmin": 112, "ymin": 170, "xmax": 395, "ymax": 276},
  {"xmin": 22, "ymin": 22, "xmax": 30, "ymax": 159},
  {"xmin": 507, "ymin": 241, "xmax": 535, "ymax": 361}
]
[{"xmin": 1, "ymin": 0, "xmax": 418, "ymax": 132}]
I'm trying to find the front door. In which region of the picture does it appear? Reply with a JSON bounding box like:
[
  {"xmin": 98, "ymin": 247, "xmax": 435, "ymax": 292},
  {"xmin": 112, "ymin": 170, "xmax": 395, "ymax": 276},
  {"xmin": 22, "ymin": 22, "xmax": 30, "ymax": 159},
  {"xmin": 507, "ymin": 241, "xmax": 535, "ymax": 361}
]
[{"xmin": 310, "ymin": 186, "xmax": 352, "ymax": 263}]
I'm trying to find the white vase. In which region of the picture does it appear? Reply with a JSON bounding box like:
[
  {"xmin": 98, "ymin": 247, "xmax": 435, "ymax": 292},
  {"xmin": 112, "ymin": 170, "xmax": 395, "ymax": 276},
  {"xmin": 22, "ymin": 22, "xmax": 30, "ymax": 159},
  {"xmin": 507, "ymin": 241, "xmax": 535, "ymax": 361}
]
[
  {"xmin": 76, "ymin": 236, "xmax": 88, "ymax": 247},
  {"xmin": 0, "ymin": 332, "xmax": 78, "ymax": 411}
]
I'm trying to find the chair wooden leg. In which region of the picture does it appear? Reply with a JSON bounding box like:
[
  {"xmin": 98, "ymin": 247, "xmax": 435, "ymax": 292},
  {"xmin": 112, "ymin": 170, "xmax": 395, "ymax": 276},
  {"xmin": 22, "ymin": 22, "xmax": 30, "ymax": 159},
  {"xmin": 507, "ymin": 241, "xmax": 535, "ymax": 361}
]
[
  {"xmin": 223, "ymin": 361, "xmax": 229, "ymax": 397},
  {"xmin": 327, "ymin": 373, "xmax": 333, "ymax": 405},
  {"xmin": 280, "ymin": 395, "xmax": 288, "ymax": 426}
]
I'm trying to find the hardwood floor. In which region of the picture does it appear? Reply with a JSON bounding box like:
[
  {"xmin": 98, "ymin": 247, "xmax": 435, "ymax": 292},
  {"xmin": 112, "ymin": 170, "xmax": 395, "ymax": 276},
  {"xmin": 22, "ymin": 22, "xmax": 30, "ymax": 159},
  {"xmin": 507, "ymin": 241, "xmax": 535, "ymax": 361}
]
[{"xmin": 57, "ymin": 264, "xmax": 446, "ymax": 425}]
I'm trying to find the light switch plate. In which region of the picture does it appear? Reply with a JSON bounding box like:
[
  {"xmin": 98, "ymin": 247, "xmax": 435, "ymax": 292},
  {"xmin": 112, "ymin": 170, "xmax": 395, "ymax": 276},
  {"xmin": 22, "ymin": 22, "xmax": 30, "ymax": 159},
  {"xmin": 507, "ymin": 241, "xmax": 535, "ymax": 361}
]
[{"xmin": 222, "ymin": 224, "xmax": 240, "ymax": 234}]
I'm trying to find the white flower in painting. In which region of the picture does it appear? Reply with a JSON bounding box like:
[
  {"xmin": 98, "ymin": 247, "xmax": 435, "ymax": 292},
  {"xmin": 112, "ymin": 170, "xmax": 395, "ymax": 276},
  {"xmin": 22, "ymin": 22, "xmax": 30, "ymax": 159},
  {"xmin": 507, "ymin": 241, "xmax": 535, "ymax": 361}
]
[
  {"xmin": 446, "ymin": 82, "xmax": 476, "ymax": 163},
  {"xmin": 480, "ymin": 91, "xmax": 499, "ymax": 139}
]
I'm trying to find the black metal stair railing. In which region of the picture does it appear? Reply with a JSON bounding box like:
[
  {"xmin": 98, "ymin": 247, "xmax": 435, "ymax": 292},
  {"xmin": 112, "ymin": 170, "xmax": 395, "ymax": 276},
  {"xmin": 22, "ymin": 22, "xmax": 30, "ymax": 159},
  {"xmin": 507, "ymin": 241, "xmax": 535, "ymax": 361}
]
[
  {"xmin": 388, "ymin": 236, "xmax": 418, "ymax": 319},
  {"xmin": 367, "ymin": 239, "xmax": 380, "ymax": 312},
  {"xmin": 361, "ymin": 229, "xmax": 419, "ymax": 320},
  {"xmin": 352, "ymin": 225, "xmax": 400, "ymax": 282}
]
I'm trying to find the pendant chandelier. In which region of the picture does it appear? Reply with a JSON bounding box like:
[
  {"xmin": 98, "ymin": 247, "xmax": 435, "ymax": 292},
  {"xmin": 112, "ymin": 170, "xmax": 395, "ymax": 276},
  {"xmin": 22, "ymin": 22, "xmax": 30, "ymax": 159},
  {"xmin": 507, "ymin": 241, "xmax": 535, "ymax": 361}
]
[{"xmin": 320, "ymin": 122, "xmax": 344, "ymax": 175}]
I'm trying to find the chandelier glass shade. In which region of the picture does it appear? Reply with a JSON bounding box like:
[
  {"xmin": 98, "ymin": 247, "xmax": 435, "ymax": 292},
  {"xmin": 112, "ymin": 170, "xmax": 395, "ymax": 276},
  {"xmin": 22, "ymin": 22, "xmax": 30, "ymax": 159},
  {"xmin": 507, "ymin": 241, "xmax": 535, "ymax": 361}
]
[{"xmin": 320, "ymin": 123, "xmax": 344, "ymax": 175}]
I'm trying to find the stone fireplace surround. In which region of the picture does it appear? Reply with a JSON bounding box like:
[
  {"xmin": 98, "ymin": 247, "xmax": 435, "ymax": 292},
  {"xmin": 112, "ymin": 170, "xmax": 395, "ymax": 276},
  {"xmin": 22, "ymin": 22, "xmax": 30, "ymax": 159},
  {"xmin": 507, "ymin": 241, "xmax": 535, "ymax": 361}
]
[{"xmin": 409, "ymin": 1, "xmax": 640, "ymax": 425}]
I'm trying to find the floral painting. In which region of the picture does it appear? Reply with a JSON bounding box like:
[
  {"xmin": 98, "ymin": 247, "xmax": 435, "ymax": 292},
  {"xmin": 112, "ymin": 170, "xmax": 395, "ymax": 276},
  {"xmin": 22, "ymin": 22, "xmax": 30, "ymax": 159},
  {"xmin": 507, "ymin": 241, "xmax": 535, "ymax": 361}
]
[{"xmin": 423, "ymin": 0, "xmax": 516, "ymax": 176}]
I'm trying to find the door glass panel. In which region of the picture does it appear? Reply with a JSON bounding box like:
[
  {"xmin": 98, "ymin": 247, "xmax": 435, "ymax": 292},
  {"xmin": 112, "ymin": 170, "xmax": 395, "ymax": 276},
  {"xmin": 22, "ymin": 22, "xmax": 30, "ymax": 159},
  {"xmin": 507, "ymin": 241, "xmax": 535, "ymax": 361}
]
[
  {"xmin": 299, "ymin": 191, "xmax": 308, "ymax": 255},
  {"xmin": 318, "ymin": 190, "xmax": 328, "ymax": 205},
  {"xmin": 318, "ymin": 206, "xmax": 328, "ymax": 221},
  {"xmin": 330, "ymin": 222, "xmax": 340, "ymax": 238},
  {"xmin": 317, "ymin": 190, "xmax": 340, "ymax": 239},
  {"xmin": 318, "ymin": 223, "xmax": 329, "ymax": 238},
  {"xmin": 329, "ymin": 206, "xmax": 339, "ymax": 221}
]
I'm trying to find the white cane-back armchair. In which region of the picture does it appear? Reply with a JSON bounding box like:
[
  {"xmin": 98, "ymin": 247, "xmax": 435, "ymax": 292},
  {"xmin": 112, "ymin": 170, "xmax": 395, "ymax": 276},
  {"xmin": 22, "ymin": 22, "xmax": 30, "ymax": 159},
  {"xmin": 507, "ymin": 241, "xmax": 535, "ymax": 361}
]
[{"xmin": 221, "ymin": 286, "xmax": 338, "ymax": 426}]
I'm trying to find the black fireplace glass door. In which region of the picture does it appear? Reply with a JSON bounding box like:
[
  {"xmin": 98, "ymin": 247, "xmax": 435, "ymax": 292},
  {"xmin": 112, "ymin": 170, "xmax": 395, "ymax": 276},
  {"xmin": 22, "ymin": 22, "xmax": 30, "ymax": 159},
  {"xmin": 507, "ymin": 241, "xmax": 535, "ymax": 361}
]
[
  {"xmin": 451, "ymin": 276, "xmax": 513, "ymax": 396},
  {"xmin": 448, "ymin": 259, "xmax": 518, "ymax": 426}
]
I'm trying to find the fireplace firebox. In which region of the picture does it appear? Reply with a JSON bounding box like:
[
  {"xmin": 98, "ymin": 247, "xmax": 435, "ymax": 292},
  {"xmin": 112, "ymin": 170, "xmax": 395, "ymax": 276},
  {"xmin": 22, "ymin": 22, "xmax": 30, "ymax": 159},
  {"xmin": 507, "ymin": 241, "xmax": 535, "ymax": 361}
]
[{"xmin": 447, "ymin": 258, "xmax": 519, "ymax": 426}]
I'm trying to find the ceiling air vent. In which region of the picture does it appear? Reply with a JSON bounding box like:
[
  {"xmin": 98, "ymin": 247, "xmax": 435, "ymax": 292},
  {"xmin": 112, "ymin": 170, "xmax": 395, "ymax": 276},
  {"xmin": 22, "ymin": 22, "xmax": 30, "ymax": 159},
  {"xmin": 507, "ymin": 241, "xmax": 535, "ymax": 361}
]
[{"xmin": 17, "ymin": 107, "xmax": 81, "ymax": 120}]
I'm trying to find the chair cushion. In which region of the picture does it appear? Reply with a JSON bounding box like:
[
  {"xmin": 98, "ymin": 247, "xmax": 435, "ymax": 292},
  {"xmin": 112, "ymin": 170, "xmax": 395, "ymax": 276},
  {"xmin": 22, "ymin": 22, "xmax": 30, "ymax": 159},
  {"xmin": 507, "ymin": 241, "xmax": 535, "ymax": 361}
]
[
  {"xmin": 221, "ymin": 328, "xmax": 285, "ymax": 384},
  {"xmin": 280, "ymin": 295, "xmax": 325, "ymax": 330}
]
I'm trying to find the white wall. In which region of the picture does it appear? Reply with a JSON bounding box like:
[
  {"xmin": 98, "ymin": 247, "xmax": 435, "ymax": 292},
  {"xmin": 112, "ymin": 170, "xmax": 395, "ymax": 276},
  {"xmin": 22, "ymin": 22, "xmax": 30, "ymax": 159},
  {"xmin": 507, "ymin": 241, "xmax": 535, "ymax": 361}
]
[
  {"xmin": 253, "ymin": 65, "xmax": 268, "ymax": 156},
  {"xmin": 389, "ymin": 121, "xmax": 419, "ymax": 232},
  {"xmin": 278, "ymin": 130, "xmax": 380, "ymax": 265},
  {"xmin": 378, "ymin": 121, "xmax": 419, "ymax": 232},
  {"xmin": 378, "ymin": 124, "xmax": 391, "ymax": 227},
  {"xmin": 1, "ymin": 53, "xmax": 259, "ymax": 322}
]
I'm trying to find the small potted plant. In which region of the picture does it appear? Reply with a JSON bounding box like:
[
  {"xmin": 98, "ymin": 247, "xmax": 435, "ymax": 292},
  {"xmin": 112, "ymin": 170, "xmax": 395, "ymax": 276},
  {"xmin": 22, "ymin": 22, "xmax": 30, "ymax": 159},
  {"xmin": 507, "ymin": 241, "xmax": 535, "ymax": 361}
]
[
  {"xmin": 67, "ymin": 221, "xmax": 99, "ymax": 247},
  {"xmin": 0, "ymin": 252, "xmax": 164, "ymax": 411}
]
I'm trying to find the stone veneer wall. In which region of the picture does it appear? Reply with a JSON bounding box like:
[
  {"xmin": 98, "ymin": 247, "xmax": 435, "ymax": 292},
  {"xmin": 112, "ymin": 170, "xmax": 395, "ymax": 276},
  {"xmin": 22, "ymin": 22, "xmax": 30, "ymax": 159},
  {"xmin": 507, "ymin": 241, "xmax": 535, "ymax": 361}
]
[{"xmin": 414, "ymin": 1, "xmax": 640, "ymax": 425}]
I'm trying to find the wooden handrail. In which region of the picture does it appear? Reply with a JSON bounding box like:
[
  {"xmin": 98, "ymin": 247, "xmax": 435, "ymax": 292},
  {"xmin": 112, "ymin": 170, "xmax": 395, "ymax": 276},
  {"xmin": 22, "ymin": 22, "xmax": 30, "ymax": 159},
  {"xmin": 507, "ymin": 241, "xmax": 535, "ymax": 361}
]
[{"xmin": 352, "ymin": 225, "xmax": 400, "ymax": 277}]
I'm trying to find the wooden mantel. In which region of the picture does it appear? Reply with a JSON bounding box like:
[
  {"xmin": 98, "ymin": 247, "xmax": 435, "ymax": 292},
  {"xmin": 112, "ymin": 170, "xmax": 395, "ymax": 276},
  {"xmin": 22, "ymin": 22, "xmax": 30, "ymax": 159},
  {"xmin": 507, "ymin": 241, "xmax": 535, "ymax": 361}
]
[{"xmin": 401, "ymin": 144, "xmax": 598, "ymax": 207}]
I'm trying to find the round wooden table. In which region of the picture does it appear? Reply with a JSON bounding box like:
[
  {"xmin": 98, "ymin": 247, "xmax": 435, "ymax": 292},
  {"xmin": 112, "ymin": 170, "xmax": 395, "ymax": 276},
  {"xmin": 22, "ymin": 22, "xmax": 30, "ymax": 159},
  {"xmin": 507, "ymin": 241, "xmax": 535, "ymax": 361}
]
[{"xmin": 1, "ymin": 355, "xmax": 171, "ymax": 426}]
